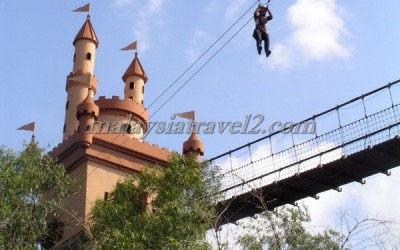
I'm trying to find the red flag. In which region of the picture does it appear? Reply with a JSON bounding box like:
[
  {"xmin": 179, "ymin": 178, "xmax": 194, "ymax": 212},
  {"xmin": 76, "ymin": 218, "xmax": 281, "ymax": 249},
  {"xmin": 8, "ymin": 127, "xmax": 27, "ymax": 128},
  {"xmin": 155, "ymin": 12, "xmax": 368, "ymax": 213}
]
[
  {"xmin": 73, "ymin": 3, "xmax": 91, "ymax": 13},
  {"xmin": 120, "ymin": 41, "xmax": 138, "ymax": 51},
  {"xmin": 17, "ymin": 122, "xmax": 35, "ymax": 132},
  {"xmin": 174, "ymin": 111, "xmax": 195, "ymax": 120}
]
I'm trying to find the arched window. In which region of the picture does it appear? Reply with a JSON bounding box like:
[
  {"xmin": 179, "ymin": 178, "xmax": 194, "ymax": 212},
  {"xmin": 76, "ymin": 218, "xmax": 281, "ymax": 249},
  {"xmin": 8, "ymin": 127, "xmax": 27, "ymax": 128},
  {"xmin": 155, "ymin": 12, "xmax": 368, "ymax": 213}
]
[
  {"xmin": 86, "ymin": 52, "xmax": 92, "ymax": 60},
  {"xmin": 121, "ymin": 123, "xmax": 132, "ymax": 134}
]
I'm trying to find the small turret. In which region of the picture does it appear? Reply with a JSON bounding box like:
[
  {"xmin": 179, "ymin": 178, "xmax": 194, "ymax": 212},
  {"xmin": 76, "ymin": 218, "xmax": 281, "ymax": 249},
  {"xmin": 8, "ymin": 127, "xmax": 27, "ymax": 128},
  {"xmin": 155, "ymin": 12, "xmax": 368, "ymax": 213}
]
[
  {"xmin": 76, "ymin": 93, "xmax": 99, "ymax": 148},
  {"xmin": 183, "ymin": 132, "xmax": 205, "ymax": 162},
  {"xmin": 122, "ymin": 52, "xmax": 148, "ymax": 104}
]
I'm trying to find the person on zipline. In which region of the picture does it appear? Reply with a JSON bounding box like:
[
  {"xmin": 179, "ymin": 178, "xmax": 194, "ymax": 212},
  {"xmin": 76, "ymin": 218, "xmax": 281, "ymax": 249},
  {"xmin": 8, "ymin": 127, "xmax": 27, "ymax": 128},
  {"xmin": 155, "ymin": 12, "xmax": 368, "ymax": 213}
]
[{"xmin": 253, "ymin": 4, "xmax": 273, "ymax": 57}]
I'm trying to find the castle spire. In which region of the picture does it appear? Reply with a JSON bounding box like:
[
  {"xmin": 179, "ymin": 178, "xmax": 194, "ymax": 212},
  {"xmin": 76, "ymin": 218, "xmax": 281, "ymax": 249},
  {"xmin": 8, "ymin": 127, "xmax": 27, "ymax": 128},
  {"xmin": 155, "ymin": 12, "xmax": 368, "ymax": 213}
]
[
  {"xmin": 73, "ymin": 15, "xmax": 99, "ymax": 48},
  {"xmin": 63, "ymin": 15, "xmax": 99, "ymax": 139},
  {"xmin": 122, "ymin": 52, "xmax": 148, "ymax": 104}
]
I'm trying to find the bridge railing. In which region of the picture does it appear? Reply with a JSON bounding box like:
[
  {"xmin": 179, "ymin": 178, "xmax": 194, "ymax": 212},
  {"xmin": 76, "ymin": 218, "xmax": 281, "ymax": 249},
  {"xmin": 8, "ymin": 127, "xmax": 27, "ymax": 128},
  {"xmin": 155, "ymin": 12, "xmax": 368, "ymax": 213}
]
[{"xmin": 209, "ymin": 80, "xmax": 400, "ymax": 200}]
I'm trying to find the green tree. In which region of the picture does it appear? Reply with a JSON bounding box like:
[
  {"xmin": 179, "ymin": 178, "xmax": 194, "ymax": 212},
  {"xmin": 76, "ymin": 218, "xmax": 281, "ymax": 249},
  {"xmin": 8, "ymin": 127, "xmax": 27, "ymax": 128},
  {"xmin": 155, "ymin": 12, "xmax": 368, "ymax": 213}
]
[
  {"xmin": 87, "ymin": 154, "xmax": 220, "ymax": 249},
  {"xmin": 237, "ymin": 205, "xmax": 343, "ymax": 250},
  {"xmin": 0, "ymin": 143, "xmax": 77, "ymax": 249}
]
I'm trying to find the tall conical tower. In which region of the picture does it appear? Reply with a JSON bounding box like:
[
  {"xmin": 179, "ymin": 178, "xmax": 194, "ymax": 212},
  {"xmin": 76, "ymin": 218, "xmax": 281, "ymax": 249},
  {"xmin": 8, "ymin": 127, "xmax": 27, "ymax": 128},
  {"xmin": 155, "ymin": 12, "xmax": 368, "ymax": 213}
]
[
  {"xmin": 122, "ymin": 52, "xmax": 148, "ymax": 104},
  {"xmin": 63, "ymin": 15, "xmax": 99, "ymax": 139}
]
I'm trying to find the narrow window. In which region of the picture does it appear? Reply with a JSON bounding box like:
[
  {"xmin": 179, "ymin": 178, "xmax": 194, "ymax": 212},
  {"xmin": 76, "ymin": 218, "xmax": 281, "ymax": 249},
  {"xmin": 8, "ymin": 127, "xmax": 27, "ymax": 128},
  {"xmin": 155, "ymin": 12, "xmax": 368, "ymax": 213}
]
[
  {"xmin": 142, "ymin": 86, "xmax": 144, "ymax": 94},
  {"xmin": 141, "ymin": 100, "xmax": 143, "ymax": 104},
  {"xmin": 73, "ymin": 53, "xmax": 76, "ymax": 62},
  {"xmin": 86, "ymin": 52, "xmax": 92, "ymax": 60},
  {"xmin": 63, "ymin": 124, "xmax": 66, "ymax": 133},
  {"xmin": 65, "ymin": 101, "xmax": 69, "ymax": 110},
  {"xmin": 121, "ymin": 123, "xmax": 132, "ymax": 134},
  {"xmin": 104, "ymin": 192, "xmax": 109, "ymax": 201},
  {"xmin": 129, "ymin": 82, "xmax": 134, "ymax": 89}
]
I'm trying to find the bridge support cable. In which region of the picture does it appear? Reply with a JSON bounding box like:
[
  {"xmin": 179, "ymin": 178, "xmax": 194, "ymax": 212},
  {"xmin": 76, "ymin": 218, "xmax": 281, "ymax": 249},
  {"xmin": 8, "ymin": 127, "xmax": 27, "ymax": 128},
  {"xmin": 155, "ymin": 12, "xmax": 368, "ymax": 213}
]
[
  {"xmin": 388, "ymin": 85, "xmax": 400, "ymax": 137},
  {"xmin": 208, "ymin": 79, "xmax": 400, "ymax": 163},
  {"xmin": 336, "ymin": 107, "xmax": 346, "ymax": 157},
  {"xmin": 210, "ymin": 80, "xmax": 400, "ymax": 219},
  {"xmin": 362, "ymin": 96, "xmax": 372, "ymax": 148}
]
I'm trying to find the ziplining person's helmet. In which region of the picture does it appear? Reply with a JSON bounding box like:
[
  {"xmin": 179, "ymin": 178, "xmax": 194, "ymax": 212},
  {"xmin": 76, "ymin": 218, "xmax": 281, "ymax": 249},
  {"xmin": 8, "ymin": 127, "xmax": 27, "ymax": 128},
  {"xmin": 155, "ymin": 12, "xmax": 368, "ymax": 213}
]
[{"xmin": 258, "ymin": 4, "xmax": 268, "ymax": 14}]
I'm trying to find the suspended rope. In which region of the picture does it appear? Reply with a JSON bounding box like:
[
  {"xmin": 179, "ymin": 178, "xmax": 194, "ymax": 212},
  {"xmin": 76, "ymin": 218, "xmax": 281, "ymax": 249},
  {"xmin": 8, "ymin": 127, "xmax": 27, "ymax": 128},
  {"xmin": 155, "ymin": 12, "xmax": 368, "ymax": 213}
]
[
  {"xmin": 147, "ymin": 0, "xmax": 259, "ymax": 118},
  {"xmin": 248, "ymin": 144, "xmax": 253, "ymax": 164},
  {"xmin": 361, "ymin": 96, "xmax": 372, "ymax": 147},
  {"xmin": 149, "ymin": 14, "xmax": 255, "ymax": 119}
]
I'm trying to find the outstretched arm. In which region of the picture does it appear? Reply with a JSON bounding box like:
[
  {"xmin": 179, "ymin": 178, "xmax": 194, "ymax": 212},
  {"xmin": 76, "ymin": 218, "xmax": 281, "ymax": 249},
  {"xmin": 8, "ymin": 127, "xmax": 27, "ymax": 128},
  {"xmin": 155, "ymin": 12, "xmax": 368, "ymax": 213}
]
[{"xmin": 267, "ymin": 8, "xmax": 273, "ymax": 20}]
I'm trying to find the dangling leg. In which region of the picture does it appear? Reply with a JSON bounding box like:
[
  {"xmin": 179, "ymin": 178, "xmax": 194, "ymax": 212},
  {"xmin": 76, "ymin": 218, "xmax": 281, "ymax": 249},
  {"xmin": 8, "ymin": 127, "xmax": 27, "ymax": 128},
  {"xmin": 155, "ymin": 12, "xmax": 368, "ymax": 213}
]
[
  {"xmin": 263, "ymin": 33, "xmax": 271, "ymax": 57},
  {"xmin": 254, "ymin": 30, "xmax": 262, "ymax": 55}
]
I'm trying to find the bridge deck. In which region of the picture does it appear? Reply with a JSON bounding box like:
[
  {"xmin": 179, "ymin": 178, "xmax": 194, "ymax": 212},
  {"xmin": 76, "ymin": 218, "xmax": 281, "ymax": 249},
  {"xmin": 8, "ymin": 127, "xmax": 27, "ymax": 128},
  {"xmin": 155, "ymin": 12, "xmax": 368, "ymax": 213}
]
[{"xmin": 217, "ymin": 136, "xmax": 400, "ymax": 224}]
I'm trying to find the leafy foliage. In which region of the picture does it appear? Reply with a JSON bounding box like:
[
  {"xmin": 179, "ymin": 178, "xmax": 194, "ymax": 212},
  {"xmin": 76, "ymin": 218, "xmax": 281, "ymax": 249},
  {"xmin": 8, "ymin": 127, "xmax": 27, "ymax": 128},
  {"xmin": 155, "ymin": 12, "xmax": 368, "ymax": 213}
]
[
  {"xmin": 237, "ymin": 204, "xmax": 342, "ymax": 250},
  {"xmin": 0, "ymin": 143, "xmax": 77, "ymax": 249},
  {"xmin": 87, "ymin": 154, "xmax": 220, "ymax": 249}
]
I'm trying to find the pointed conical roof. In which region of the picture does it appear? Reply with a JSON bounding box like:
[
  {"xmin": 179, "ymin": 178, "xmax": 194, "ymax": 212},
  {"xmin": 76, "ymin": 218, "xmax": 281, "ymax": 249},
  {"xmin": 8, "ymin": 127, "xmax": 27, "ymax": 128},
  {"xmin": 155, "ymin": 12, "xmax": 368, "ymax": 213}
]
[
  {"xmin": 77, "ymin": 93, "xmax": 99, "ymax": 119},
  {"xmin": 183, "ymin": 132, "xmax": 205, "ymax": 156},
  {"xmin": 122, "ymin": 53, "xmax": 148, "ymax": 83},
  {"xmin": 73, "ymin": 16, "xmax": 99, "ymax": 48}
]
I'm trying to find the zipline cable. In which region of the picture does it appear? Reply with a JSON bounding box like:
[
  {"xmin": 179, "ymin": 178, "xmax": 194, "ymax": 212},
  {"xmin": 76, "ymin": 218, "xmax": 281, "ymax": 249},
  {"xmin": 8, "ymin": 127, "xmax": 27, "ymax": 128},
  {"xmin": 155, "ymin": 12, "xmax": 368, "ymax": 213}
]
[
  {"xmin": 149, "ymin": 15, "xmax": 255, "ymax": 119},
  {"xmin": 146, "ymin": 0, "xmax": 259, "ymax": 113}
]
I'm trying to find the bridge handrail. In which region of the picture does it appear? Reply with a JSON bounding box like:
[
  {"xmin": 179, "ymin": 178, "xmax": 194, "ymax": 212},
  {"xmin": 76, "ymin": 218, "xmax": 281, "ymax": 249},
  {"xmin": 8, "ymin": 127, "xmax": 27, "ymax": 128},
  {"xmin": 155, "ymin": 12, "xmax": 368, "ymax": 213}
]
[{"xmin": 208, "ymin": 79, "xmax": 400, "ymax": 163}]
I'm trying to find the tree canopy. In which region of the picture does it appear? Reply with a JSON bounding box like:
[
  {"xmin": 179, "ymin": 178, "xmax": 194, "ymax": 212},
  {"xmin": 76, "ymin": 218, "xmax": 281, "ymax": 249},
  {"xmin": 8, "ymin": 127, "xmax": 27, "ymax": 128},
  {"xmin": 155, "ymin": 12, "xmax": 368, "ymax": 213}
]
[
  {"xmin": 0, "ymin": 143, "xmax": 77, "ymax": 249},
  {"xmin": 87, "ymin": 154, "xmax": 220, "ymax": 249}
]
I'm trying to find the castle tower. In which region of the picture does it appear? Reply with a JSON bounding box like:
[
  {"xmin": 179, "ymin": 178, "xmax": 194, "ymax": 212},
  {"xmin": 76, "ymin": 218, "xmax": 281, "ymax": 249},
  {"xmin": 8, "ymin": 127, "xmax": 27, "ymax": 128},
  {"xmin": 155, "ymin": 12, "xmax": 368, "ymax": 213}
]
[
  {"xmin": 122, "ymin": 52, "xmax": 148, "ymax": 104},
  {"xmin": 76, "ymin": 92, "xmax": 99, "ymax": 148},
  {"xmin": 183, "ymin": 132, "xmax": 205, "ymax": 161},
  {"xmin": 92, "ymin": 52, "xmax": 149, "ymax": 140},
  {"xmin": 63, "ymin": 16, "xmax": 99, "ymax": 139}
]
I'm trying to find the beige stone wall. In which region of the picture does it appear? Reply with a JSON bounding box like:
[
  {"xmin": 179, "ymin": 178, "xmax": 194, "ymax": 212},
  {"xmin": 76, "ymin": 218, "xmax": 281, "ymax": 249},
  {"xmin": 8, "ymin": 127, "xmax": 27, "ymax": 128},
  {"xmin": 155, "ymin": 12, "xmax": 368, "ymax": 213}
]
[
  {"xmin": 58, "ymin": 162, "xmax": 87, "ymax": 245},
  {"xmin": 64, "ymin": 86, "xmax": 90, "ymax": 138},
  {"xmin": 124, "ymin": 75, "xmax": 145, "ymax": 104},
  {"xmin": 84, "ymin": 161, "xmax": 129, "ymax": 216},
  {"xmin": 96, "ymin": 112, "xmax": 145, "ymax": 140},
  {"xmin": 73, "ymin": 40, "xmax": 96, "ymax": 74}
]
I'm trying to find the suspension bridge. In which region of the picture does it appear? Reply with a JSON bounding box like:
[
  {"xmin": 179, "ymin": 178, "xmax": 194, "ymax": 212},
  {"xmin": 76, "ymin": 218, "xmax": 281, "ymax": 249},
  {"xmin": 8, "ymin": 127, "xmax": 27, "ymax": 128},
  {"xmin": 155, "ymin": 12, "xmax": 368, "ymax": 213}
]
[{"xmin": 209, "ymin": 79, "xmax": 400, "ymax": 225}]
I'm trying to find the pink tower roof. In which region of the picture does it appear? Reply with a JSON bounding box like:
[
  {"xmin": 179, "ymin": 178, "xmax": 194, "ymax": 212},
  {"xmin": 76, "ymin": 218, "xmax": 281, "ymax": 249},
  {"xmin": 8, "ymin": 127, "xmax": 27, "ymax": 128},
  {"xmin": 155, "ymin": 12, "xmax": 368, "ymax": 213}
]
[
  {"xmin": 122, "ymin": 53, "xmax": 148, "ymax": 83},
  {"xmin": 73, "ymin": 16, "xmax": 99, "ymax": 48},
  {"xmin": 183, "ymin": 132, "xmax": 205, "ymax": 156}
]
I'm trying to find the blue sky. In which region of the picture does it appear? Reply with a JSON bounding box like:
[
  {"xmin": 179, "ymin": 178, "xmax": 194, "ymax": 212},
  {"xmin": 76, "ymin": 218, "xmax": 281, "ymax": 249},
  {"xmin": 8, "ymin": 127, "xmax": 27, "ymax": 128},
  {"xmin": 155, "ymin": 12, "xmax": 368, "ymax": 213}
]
[{"xmin": 1, "ymin": 0, "xmax": 400, "ymax": 246}]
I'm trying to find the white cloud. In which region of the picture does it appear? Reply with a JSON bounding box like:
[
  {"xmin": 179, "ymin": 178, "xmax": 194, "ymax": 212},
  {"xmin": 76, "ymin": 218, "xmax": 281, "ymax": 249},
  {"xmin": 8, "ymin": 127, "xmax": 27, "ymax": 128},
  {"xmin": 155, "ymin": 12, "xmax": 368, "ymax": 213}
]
[
  {"xmin": 147, "ymin": 0, "xmax": 166, "ymax": 15},
  {"xmin": 186, "ymin": 30, "xmax": 215, "ymax": 63},
  {"xmin": 113, "ymin": 0, "xmax": 168, "ymax": 52},
  {"xmin": 268, "ymin": 0, "xmax": 350, "ymax": 69},
  {"xmin": 113, "ymin": 0, "xmax": 134, "ymax": 8},
  {"xmin": 225, "ymin": 0, "xmax": 247, "ymax": 23}
]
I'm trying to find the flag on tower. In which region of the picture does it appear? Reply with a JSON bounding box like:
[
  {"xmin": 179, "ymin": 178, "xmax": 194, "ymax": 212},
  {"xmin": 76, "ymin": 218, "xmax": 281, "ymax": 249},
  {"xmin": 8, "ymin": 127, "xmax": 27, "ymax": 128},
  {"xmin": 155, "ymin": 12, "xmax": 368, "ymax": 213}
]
[
  {"xmin": 120, "ymin": 41, "xmax": 138, "ymax": 51},
  {"xmin": 73, "ymin": 3, "xmax": 91, "ymax": 13},
  {"xmin": 174, "ymin": 111, "xmax": 195, "ymax": 120},
  {"xmin": 17, "ymin": 122, "xmax": 35, "ymax": 132}
]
